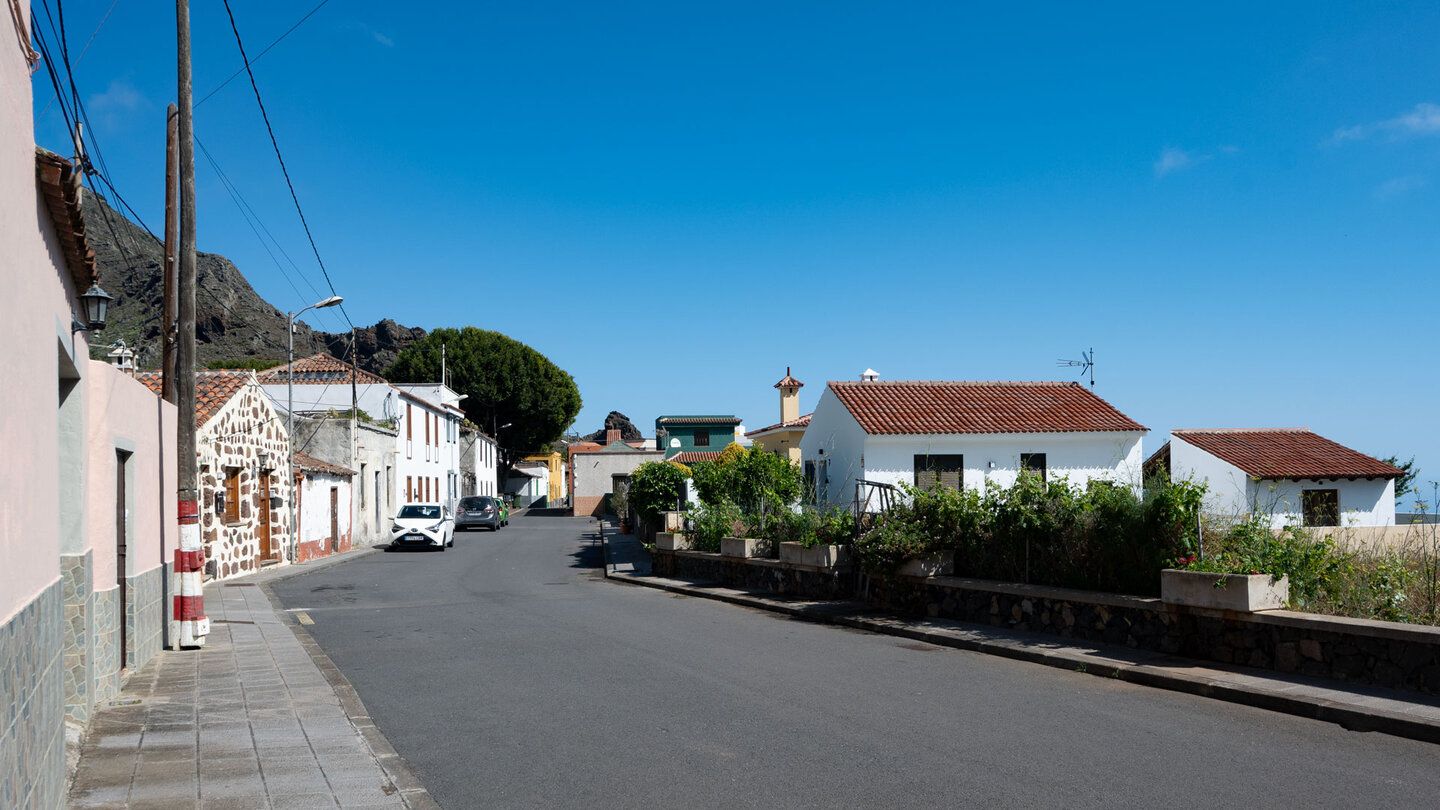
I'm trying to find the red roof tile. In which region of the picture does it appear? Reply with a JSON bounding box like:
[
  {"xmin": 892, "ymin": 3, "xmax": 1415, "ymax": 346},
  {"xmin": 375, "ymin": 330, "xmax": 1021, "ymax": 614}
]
[
  {"xmin": 1172, "ymin": 429, "xmax": 1402, "ymax": 479},
  {"xmin": 257, "ymin": 353, "xmax": 388, "ymax": 386},
  {"xmin": 671, "ymin": 451, "xmax": 722, "ymax": 464},
  {"xmin": 774, "ymin": 367, "xmax": 804, "ymax": 389},
  {"xmin": 828, "ymin": 381, "xmax": 1147, "ymax": 435},
  {"xmin": 656, "ymin": 416, "xmax": 742, "ymax": 425},
  {"xmin": 135, "ymin": 371, "xmax": 252, "ymax": 428},
  {"xmin": 293, "ymin": 451, "xmax": 355, "ymax": 477},
  {"xmin": 745, "ymin": 413, "xmax": 812, "ymax": 437},
  {"xmin": 35, "ymin": 149, "xmax": 96, "ymax": 291}
]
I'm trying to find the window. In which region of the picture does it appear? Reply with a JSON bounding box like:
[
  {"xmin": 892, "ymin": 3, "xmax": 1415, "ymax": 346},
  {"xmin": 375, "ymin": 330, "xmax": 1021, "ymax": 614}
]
[
  {"xmin": 694, "ymin": 429, "xmax": 710, "ymax": 447},
  {"xmin": 223, "ymin": 467, "xmax": 241, "ymax": 523},
  {"xmin": 1020, "ymin": 453, "xmax": 1047, "ymax": 482},
  {"xmin": 406, "ymin": 475, "xmax": 413, "ymax": 502},
  {"xmin": 406, "ymin": 404, "xmax": 414, "ymax": 458},
  {"xmin": 914, "ymin": 454, "xmax": 962, "ymax": 491},
  {"xmin": 1302, "ymin": 489, "xmax": 1340, "ymax": 527}
]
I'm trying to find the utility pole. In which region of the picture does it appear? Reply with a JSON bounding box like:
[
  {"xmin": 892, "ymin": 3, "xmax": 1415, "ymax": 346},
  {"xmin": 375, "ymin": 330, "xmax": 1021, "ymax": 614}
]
[
  {"xmin": 161, "ymin": 104, "xmax": 178, "ymax": 404},
  {"xmin": 173, "ymin": 0, "xmax": 207, "ymax": 648}
]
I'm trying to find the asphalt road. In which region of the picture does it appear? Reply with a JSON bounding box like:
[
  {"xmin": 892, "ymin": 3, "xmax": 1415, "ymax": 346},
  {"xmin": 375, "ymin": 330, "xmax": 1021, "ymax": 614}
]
[{"xmin": 272, "ymin": 514, "xmax": 1440, "ymax": 809}]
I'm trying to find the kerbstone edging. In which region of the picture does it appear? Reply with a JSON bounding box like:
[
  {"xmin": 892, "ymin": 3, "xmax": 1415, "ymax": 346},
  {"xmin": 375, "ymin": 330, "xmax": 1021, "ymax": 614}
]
[
  {"xmin": 259, "ymin": 583, "xmax": 442, "ymax": 810},
  {"xmin": 605, "ymin": 570, "xmax": 1440, "ymax": 746}
]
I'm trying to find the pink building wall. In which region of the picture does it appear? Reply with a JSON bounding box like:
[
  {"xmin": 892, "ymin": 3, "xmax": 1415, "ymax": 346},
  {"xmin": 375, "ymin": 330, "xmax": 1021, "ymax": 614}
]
[
  {"xmin": 83, "ymin": 361, "xmax": 179, "ymax": 587},
  {"xmin": 0, "ymin": 0, "xmax": 79, "ymax": 626}
]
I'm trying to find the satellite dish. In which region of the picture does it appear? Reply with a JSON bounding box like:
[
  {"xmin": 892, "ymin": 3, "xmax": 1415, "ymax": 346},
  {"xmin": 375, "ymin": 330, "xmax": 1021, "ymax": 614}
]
[{"xmin": 670, "ymin": 437, "xmax": 680, "ymax": 447}]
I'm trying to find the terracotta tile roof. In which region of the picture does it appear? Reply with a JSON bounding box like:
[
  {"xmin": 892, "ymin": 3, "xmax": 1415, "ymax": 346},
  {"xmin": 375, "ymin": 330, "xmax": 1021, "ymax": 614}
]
[
  {"xmin": 828, "ymin": 381, "xmax": 1147, "ymax": 435},
  {"xmin": 35, "ymin": 148, "xmax": 96, "ymax": 290},
  {"xmin": 671, "ymin": 451, "xmax": 722, "ymax": 464},
  {"xmin": 257, "ymin": 353, "xmax": 388, "ymax": 386},
  {"xmin": 136, "ymin": 371, "xmax": 252, "ymax": 428},
  {"xmin": 774, "ymin": 367, "xmax": 804, "ymax": 388},
  {"xmin": 1171, "ymin": 429, "xmax": 1403, "ymax": 480},
  {"xmin": 293, "ymin": 451, "xmax": 355, "ymax": 477},
  {"xmin": 745, "ymin": 412, "xmax": 812, "ymax": 437},
  {"xmin": 656, "ymin": 415, "xmax": 742, "ymax": 425}
]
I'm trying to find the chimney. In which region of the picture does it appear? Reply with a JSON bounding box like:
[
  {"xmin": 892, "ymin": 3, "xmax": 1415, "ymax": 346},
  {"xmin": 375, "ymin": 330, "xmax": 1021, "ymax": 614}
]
[
  {"xmin": 606, "ymin": 428, "xmax": 620, "ymax": 444},
  {"xmin": 860, "ymin": 368, "xmax": 879, "ymax": 382},
  {"xmin": 775, "ymin": 366, "xmax": 803, "ymax": 423}
]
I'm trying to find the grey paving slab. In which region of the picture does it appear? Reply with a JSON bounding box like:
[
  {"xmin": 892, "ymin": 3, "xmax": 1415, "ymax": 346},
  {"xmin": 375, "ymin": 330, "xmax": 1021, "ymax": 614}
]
[{"xmin": 67, "ymin": 559, "xmax": 435, "ymax": 809}]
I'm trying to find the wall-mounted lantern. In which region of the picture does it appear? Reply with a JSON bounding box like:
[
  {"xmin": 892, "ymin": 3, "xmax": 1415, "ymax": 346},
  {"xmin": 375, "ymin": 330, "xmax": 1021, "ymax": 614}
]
[{"xmin": 78, "ymin": 283, "xmax": 113, "ymax": 331}]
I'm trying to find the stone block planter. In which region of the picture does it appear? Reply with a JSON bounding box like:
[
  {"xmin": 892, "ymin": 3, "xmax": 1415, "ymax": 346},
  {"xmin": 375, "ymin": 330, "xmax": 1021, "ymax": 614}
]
[
  {"xmin": 661, "ymin": 511, "xmax": 686, "ymax": 533},
  {"xmin": 1161, "ymin": 569, "xmax": 1290, "ymax": 612},
  {"xmin": 721, "ymin": 536, "xmax": 772, "ymax": 558},
  {"xmin": 897, "ymin": 550, "xmax": 955, "ymax": 578},
  {"xmin": 655, "ymin": 532, "xmax": 695, "ymax": 551},
  {"xmin": 778, "ymin": 541, "xmax": 853, "ymax": 569}
]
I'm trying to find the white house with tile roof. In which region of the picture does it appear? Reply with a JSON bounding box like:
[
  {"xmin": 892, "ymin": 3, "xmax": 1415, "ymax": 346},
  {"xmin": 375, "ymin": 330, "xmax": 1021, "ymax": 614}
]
[
  {"xmin": 799, "ymin": 377, "xmax": 1147, "ymax": 509},
  {"xmin": 1148, "ymin": 428, "xmax": 1403, "ymax": 528},
  {"xmin": 257, "ymin": 353, "xmax": 464, "ymax": 511}
]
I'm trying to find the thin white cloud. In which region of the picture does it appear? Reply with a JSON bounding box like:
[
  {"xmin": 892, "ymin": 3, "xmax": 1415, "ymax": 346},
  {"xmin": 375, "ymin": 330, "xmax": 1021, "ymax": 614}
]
[
  {"xmin": 373, "ymin": 31, "xmax": 394, "ymax": 47},
  {"xmin": 1374, "ymin": 175, "xmax": 1427, "ymax": 200},
  {"xmin": 1154, "ymin": 146, "xmax": 1211, "ymax": 177},
  {"xmin": 1330, "ymin": 102, "xmax": 1440, "ymax": 144},
  {"xmin": 88, "ymin": 78, "xmax": 145, "ymax": 113}
]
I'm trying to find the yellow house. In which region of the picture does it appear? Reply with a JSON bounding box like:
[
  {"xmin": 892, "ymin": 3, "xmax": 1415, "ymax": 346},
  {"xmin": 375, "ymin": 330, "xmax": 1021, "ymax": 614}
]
[
  {"xmin": 745, "ymin": 368, "xmax": 810, "ymax": 464},
  {"xmin": 522, "ymin": 450, "xmax": 566, "ymax": 504}
]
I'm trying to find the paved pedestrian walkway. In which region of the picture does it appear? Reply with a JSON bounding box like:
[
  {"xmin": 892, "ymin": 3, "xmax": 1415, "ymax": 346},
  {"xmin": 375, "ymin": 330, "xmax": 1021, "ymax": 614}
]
[
  {"xmin": 68, "ymin": 563, "xmax": 435, "ymax": 809},
  {"xmin": 604, "ymin": 531, "xmax": 1440, "ymax": 746}
]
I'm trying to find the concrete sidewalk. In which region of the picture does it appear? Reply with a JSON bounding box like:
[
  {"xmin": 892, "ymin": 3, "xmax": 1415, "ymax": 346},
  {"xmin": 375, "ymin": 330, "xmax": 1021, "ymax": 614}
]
[
  {"xmin": 603, "ymin": 532, "xmax": 1440, "ymax": 746},
  {"xmin": 68, "ymin": 552, "xmax": 436, "ymax": 809}
]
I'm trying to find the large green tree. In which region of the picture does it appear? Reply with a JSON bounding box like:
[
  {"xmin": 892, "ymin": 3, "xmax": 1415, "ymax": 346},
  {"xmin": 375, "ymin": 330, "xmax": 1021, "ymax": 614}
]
[{"xmin": 385, "ymin": 327, "xmax": 581, "ymax": 465}]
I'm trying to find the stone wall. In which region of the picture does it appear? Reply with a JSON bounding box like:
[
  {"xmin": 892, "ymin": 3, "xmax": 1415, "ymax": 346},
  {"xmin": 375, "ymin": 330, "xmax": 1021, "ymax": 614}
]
[
  {"xmin": 198, "ymin": 379, "xmax": 291, "ymax": 580},
  {"xmin": 650, "ymin": 548, "xmax": 1440, "ymax": 695},
  {"xmin": 0, "ymin": 580, "xmax": 65, "ymax": 810},
  {"xmin": 125, "ymin": 564, "xmax": 167, "ymax": 670}
]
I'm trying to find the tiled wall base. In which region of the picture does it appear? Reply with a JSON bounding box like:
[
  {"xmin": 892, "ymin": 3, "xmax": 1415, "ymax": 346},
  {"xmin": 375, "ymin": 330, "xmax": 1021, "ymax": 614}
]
[{"xmin": 0, "ymin": 580, "xmax": 65, "ymax": 810}]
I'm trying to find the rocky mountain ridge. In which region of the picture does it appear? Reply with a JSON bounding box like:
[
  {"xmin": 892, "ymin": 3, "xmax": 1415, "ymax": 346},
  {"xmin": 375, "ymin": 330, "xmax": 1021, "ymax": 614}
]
[{"xmin": 84, "ymin": 193, "xmax": 424, "ymax": 375}]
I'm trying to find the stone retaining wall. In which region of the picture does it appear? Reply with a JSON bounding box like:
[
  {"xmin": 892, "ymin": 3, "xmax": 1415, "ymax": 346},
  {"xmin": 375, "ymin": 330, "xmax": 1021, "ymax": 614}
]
[
  {"xmin": 0, "ymin": 579, "xmax": 65, "ymax": 810},
  {"xmin": 650, "ymin": 548, "xmax": 1440, "ymax": 695}
]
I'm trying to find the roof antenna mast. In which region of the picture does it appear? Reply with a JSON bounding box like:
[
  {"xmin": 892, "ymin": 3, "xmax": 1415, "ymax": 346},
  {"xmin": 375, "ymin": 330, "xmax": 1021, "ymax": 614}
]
[{"xmin": 1056, "ymin": 347, "xmax": 1094, "ymax": 392}]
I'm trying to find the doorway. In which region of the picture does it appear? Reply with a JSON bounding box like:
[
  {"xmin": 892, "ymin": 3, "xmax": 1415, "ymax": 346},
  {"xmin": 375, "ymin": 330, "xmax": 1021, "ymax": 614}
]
[
  {"xmin": 258, "ymin": 472, "xmax": 273, "ymax": 562},
  {"xmin": 116, "ymin": 450, "xmax": 130, "ymax": 669}
]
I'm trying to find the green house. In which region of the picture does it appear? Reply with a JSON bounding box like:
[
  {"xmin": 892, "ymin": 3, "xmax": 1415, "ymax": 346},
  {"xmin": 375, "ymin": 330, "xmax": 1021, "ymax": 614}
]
[{"xmin": 654, "ymin": 415, "xmax": 742, "ymax": 462}]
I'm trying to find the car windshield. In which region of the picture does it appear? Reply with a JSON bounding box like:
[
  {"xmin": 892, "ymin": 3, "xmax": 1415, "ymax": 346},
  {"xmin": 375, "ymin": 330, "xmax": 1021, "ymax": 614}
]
[
  {"xmin": 398, "ymin": 505, "xmax": 441, "ymax": 519},
  {"xmin": 461, "ymin": 497, "xmax": 492, "ymax": 508}
]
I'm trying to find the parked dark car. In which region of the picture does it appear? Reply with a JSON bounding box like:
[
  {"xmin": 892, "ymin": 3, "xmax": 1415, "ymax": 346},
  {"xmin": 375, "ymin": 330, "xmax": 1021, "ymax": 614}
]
[{"xmin": 456, "ymin": 496, "xmax": 502, "ymax": 531}]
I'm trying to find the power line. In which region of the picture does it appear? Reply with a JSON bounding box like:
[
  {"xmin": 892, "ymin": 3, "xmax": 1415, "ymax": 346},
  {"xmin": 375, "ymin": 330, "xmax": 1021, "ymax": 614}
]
[
  {"xmin": 196, "ymin": 0, "xmax": 332, "ymax": 108},
  {"xmin": 221, "ymin": 0, "xmax": 354, "ymax": 332},
  {"xmin": 34, "ymin": 0, "xmax": 119, "ymax": 123}
]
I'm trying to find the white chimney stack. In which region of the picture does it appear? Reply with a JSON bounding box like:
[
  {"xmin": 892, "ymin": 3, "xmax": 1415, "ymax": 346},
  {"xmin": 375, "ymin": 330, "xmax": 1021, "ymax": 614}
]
[{"xmin": 860, "ymin": 368, "xmax": 879, "ymax": 382}]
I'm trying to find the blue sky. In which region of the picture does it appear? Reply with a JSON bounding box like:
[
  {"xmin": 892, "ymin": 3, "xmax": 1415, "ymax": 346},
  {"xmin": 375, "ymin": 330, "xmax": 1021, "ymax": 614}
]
[{"xmin": 34, "ymin": 2, "xmax": 1440, "ymax": 507}]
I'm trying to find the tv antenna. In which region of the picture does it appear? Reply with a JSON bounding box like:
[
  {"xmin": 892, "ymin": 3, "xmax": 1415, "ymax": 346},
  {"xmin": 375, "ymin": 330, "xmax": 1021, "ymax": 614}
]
[{"xmin": 1057, "ymin": 347, "xmax": 1094, "ymax": 392}]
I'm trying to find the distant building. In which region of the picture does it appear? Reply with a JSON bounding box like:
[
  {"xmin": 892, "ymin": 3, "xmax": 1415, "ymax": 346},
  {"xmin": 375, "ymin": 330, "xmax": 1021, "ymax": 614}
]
[
  {"xmin": 746, "ymin": 368, "xmax": 811, "ymax": 464},
  {"xmin": 571, "ymin": 440, "xmax": 666, "ymax": 517},
  {"xmin": 1148, "ymin": 428, "xmax": 1404, "ymax": 528},
  {"xmin": 655, "ymin": 414, "xmax": 743, "ymax": 463}
]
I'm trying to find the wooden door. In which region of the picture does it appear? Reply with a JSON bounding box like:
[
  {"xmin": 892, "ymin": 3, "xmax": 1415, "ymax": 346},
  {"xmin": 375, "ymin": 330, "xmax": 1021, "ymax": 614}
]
[
  {"xmin": 116, "ymin": 451, "xmax": 128, "ymax": 669},
  {"xmin": 258, "ymin": 472, "xmax": 273, "ymax": 561},
  {"xmin": 330, "ymin": 487, "xmax": 339, "ymax": 552}
]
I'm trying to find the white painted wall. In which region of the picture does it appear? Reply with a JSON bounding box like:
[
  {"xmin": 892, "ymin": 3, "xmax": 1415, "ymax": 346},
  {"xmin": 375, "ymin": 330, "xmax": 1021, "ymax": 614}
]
[
  {"xmin": 573, "ymin": 450, "xmax": 667, "ymax": 498},
  {"xmin": 1170, "ymin": 436, "xmax": 1252, "ymax": 515},
  {"xmin": 798, "ymin": 387, "xmax": 867, "ymax": 507},
  {"xmin": 298, "ymin": 472, "xmax": 352, "ymax": 550},
  {"xmin": 863, "ymin": 432, "xmax": 1145, "ymax": 494}
]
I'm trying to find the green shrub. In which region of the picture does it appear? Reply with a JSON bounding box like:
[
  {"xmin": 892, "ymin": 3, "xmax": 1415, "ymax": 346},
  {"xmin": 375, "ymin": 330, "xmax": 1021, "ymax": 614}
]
[
  {"xmin": 854, "ymin": 510, "xmax": 944, "ymax": 575},
  {"xmin": 690, "ymin": 446, "xmax": 802, "ymax": 512},
  {"xmin": 689, "ymin": 502, "xmax": 743, "ymax": 553},
  {"xmin": 627, "ymin": 461, "xmax": 690, "ymax": 524}
]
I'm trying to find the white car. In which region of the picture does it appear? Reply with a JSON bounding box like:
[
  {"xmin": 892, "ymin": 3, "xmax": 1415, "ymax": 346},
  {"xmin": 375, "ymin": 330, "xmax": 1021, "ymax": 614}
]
[{"xmin": 388, "ymin": 503, "xmax": 454, "ymax": 551}]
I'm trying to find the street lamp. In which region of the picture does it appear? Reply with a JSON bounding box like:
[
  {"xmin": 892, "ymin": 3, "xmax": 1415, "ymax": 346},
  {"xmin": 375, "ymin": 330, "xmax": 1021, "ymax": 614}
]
[{"xmin": 288, "ymin": 295, "xmax": 343, "ymax": 562}]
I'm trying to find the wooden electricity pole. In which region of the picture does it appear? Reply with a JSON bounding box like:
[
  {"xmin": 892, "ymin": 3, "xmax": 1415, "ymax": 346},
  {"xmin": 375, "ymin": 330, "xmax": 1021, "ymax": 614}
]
[
  {"xmin": 174, "ymin": 0, "xmax": 207, "ymax": 648},
  {"xmin": 161, "ymin": 103, "xmax": 178, "ymax": 403}
]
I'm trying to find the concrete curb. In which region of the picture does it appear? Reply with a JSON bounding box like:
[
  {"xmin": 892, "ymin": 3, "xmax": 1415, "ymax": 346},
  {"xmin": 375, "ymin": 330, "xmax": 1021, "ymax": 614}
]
[
  {"xmin": 606, "ymin": 571, "xmax": 1440, "ymax": 746},
  {"xmin": 258, "ymin": 578, "xmax": 442, "ymax": 810}
]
